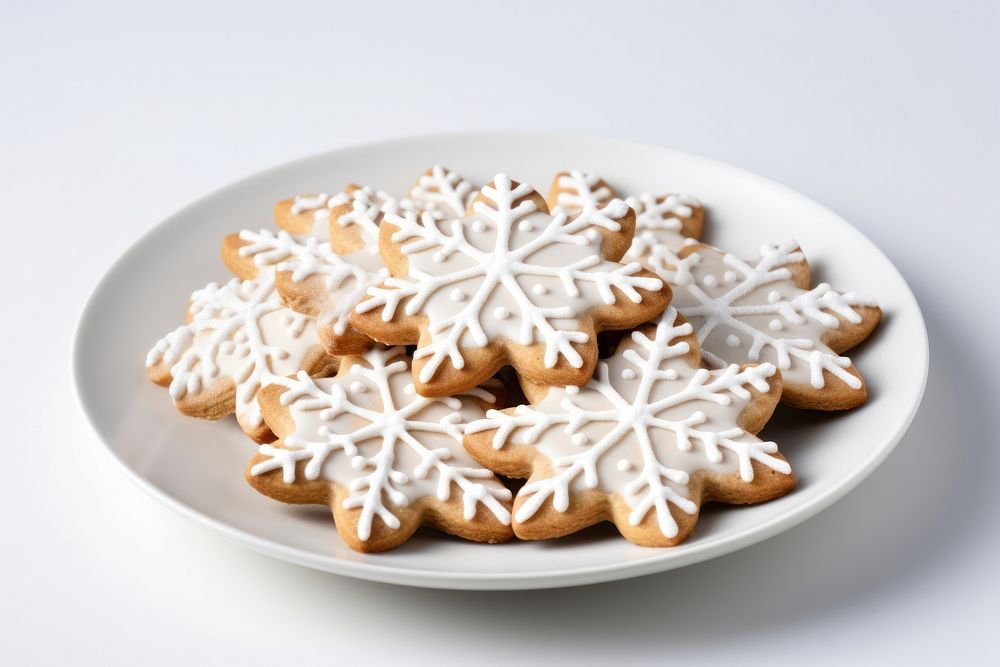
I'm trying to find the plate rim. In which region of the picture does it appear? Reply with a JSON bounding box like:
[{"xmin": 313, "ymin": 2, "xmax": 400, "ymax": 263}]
[{"xmin": 72, "ymin": 131, "xmax": 929, "ymax": 590}]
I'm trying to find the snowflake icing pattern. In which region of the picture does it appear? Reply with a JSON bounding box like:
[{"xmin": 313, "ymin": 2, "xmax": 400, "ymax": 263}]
[
  {"xmin": 237, "ymin": 227, "xmax": 387, "ymax": 336},
  {"xmin": 552, "ymin": 170, "xmax": 704, "ymax": 286},
  {"xmin": 466, "ymin": 308, "xmax": 791, "ymax": 542},
  {"xmin": 669, "ymin": 240, "xmax": 879, "ymax": 392},
  {"xmin": 355, "ymin": 174, "xmax": 664, "ymax": 383},
  {"xmin": 146, "ymin": 276, "xmax": 315, "ymax": 429},
  {"xmin": 250, "ymin": 347, "xmax": 512, "ymax": 542},
  {"xmin": 285, "ymin": 185, "xmax": 400, "ymax": 245},
  {"xmin": 401, "ymin": 165, "xmax": 476, "ymax": 220}
]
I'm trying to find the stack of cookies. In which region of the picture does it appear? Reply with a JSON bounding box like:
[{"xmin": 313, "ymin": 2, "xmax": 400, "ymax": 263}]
[{"xmin": 147, "ymin": 166, "xmax": 881, "ymax": 552}]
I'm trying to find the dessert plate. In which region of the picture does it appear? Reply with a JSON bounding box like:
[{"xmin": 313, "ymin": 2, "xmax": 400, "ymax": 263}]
[{"xmin": 73, "ymin": 133, "xmax": 927, "ymax": 589}]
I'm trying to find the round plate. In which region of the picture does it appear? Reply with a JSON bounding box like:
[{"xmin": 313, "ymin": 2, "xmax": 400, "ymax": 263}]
[{"xmin": 74, "ymin": 133, "xmax": 927, "ymax": 590}]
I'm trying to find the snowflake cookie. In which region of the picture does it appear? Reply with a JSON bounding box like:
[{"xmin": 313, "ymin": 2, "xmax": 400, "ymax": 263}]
[
  {"xmin": 351, "ymin": 174, "xmax": 671, "ymax": 397},
  {"xmin": 146, "ymin": 275, "xmax": 338, "ymax": 442},
  {"xmin": 246, "ymin": 346, "xmax": 513, "ymax": 552},
  {"xmin": 223, "ymin": 184, "xmax": 393, "ymax": 355},
  {"xmin": 666, "ymin": 240, "xmax": 881, "ymax": 410},
  {"xmin": 241, "ymin": 167, "xmax": 478, "ymax": 355},
  {"xmin": 464, "ymin": 307, "xmax": 794, "ymax": 547},
  {"xmin": 548, "ymin": 169, "xmax": 705, "ymax": 279}
]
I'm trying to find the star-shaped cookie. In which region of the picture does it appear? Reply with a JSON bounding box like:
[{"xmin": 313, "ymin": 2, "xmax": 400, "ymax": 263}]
[
  {"xmin": 464, "ymin": 307, "xmax": 794, "ymax": 547},
  {"xmin": 247, "ymin": 346, "xmax": 513, "ymax": 552},
  {"xmin": 351, "ymin": 174, "xmax": 671, "ymax": 397}
]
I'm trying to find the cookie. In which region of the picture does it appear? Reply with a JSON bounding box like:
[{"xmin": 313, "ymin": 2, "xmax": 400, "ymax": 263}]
[
  {"xmin": 266, "ymin": 167, "xmax": 478, "ymax": 355},
  {"xmin": 464, "ymin": 307, "xmax": 794, "ymax": 547},
  {"xmin": 146, "ymin": 276, "xmax": 338, "ymax": 442},
  {"xmin": 246, "ymin": 346, "xmax": 513, "ymax": 552},
  {"xmin": 549, "ymin": 169, "xmax": 705, "ymax": 278},
  {"xmin": 666, "ymin": 240, "xmax": 881, "ymax": 410},
  {"xmin": 224, "ymin": 188, "xmax": 391, "ymax": 356},
  {"xmin": 351, "ymin": 173, "xmax": 671, "ymax": 397},
  {"xmin": 273, "ymin": 185, "xmax": 395, "ymax": 240},
  {"xmin": 400, "ymin": 164, "xmax": 477, "ymax": 220}
]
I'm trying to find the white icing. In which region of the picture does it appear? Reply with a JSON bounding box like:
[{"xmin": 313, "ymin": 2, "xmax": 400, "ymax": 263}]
[
  {"xmin": 250, "ymin": 347, "xmax": 511, "ymax": 540},
  {"xmin": 553, "ymin": 170, "xmax": 702, "ymax": 288},
  {"xmin": 291, "ymin": 193, "xmax": 330, "ymax": 215},
  {"xmin": 403, "ymin": 165, "xmax": 475, "ymax": 220},
  {"xmin": 237, "ymin": 228, "xmax": 387, "ymax": 337},
  {"xmin": 147, "ymin": 276, "xmax": 317, "ymax": 428},
  {"xmin": 467, "ymin": 308, "xmax": 789, "ymax": 538},
  {"xmin": 327, "ymin": 186, "xmax": 400, "ymax": 256},
  {"xmin": 668, "ymin": 241, "xmax": 878, "ymax": 390},
  {"xmin": 356, "ymin": 174, "xmax": 663, "ymax": 383}
]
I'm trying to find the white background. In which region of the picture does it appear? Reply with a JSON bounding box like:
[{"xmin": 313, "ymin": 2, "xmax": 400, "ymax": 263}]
[{"xmin": 3, "ymin": 1, "xmax": 998, "ymax": 663}]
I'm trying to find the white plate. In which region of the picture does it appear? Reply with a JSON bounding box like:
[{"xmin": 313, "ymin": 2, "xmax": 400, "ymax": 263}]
[{"xmin": 74, "ymin": 133, "xmax": 928, "ymax": 590}]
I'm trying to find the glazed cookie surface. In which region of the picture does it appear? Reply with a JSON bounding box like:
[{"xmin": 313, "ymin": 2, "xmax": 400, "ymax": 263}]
[
  {"xmin": 464, "ymin": 308, "xmax": 794, "ymax": 547},
  {"xmin": 549, "ymin": 169, "xmax": 705, "ymax": 279},
  {"xmin": 262, "ymin": 167, "xmax": 478, "ymax": 355},
  {"xmin": 247, "ymin": 346, "xmax": 513, "ymax": 552},
  {"xmin": 146, "ymin": 276, "xmax": 337, "ymax": 442},
  {"xmin": 352, "ymin": 173, "xmax": 671, "ymax": 397},
  {"xmin": 666, "ymin": 240, "xmax": 881, "ymax": 410}
]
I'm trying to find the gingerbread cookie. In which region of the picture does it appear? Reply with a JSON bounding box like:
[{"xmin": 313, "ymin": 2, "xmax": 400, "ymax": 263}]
[
  {"xmin": 549, "ymin": 170, "xmax": 705, "ymax": 278},
  {"xmin": 666, "ymin": 240, "xmax": 881, "ymax": 410},
  {"xmin": 464, "ymin": 307, "xmax": 793, "ymax": 547},
  {"xmin": 247, "ymin": 346, "xmax": 513, "ymax": 552},
  {"xmin": 352, "ymin": 174, "xmax": 670, "ymax": 397},
  {"xmin": 146, "ymin": 276, "xmax": 337, "ymax": 442}
]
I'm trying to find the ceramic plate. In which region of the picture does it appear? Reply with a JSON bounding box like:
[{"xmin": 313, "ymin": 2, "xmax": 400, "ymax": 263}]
[{"xmin": 74, "ymin": 133, "xmax": 927, "ymax": 589}]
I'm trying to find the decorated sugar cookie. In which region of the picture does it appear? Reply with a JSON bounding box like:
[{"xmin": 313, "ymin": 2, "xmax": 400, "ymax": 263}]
[
  {"xmin": 273, "ymin": 184, "xmax": 399, "ymax": 240},
  {"xmin": 247, "ymin": 346, "xmax": 513, "ymax": 552},
  {"xmin": 548, "ymin": 170, "xmax": 705, "ymax": 278},
  {"xmin": 224, "ymin": 185, "xmax": 392, "ymax": 355},
  {"xmin": 352, "ymin": 174, "xmax": 670, "ymax": 397},
  {"xmin": 401, "ymin": 165, "xmax": 477, "ymax": 220},
  {"xmin": 262, "ymin": 168, "xmax": 478, "ymax": 355},
  {"xmin": 464, "ymin": 308, "xmax": 794, "ymax": 547},
  {"xmin": 146, "ymin": 275, "xmax": 337, "ymax": 442},
  {"xmin": 667, "ymin": 241, "xmax": 881, "ymax": 410}
]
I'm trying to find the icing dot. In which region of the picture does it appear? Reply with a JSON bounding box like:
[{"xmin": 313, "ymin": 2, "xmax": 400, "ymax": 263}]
[
  {"xmin": 725, "ymin": 335, "xmax": 741, "ymax": 348},
  {"xmin": 585, "ymin": 229, "xmax": 600, "ymax": 241},
  {"xmin": 768, "ymin": 290, "xmax": 782, "ymax": 303},
  {"xmin": 518, "ymin": 220, "xmax": 533, "ymax": 232},
  {"xmin": 769, "ymin": 319, "xmax": 783, "ymax": 331},
  {"xmin": 472, "ymin": 220, "xmax": 487, "ymax": 233},
  {"xmin": 432, "ymin": 251, "xmax": 445, "ymax": 263},
  {"xmin": 571, "ymin": 433, "xmax": 588, "ymax": 446},
  {"xmin": 703, "ymin": 275, "xmax": 718, "ymax": 288},
  {"xmin": 621, "ymin": 368, "xmax": 636, "ymax": 380},
  {"xmin": 532, "ymin": 284, "xmax": 548, "ymax": 296},
  {"xmin": 617, "ymin": 459, "xmax": 633, "ymax": 472},
  {"xmin": 350, "ymin": 381, "xmax": 366, "ymax": 393},
  {"xmin": 566, "ymin": 385, "xmax": 580, "ymax": 395},
  {"xmin": 723, "ymin": 270, "xmax": 738, "ymax": 283},
  {"xmin": 449, "ymin": 288, "xmax": 466, "ymax": 302},
  {"xmin": 493, "ymin": 306, "xmax": 510, "ymax": 320}
]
